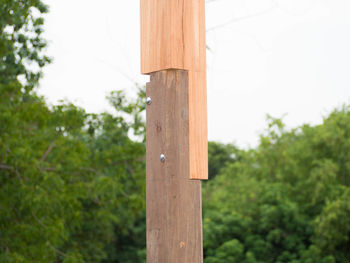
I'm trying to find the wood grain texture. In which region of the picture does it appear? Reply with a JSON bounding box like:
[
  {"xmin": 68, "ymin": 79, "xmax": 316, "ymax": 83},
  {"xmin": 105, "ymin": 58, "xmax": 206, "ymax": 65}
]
[
  {"xmin": 146, "ymin": 70, "xmax": 203, "ymax": 263},
  {"xmin": 140, "ymin": 0, "xmax": 206, "ymax": 73},
  {"xmin": 188, "ymin": 70, "xmax": 208, "ymax": 180},
  {"xmin": 141, "ymin": 0, "xmax": 208, "ymax": 180}
]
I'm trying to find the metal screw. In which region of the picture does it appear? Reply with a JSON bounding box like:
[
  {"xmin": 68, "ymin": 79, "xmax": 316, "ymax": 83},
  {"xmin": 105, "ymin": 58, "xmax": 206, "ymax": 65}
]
[
  {"xmin": 160, "ymin": 154, "xmax": 166, "ymax": 162},
  {"xmin": 146, "ymin": 97, "xmax": 152, "ymax": 105}
]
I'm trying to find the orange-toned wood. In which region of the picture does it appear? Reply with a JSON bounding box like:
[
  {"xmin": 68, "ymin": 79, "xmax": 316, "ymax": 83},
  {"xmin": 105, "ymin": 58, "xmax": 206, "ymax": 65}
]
[
  {"xmin": 140, "ymin": 0, "xmax": 208, "ymax": 180},
  {"xmin": 188, "ymin": 70, "xmax": 208, "ymax": 180},
  {"xmin": 140, "ymin": 0, "xmax": 206, "ymax": 73}
]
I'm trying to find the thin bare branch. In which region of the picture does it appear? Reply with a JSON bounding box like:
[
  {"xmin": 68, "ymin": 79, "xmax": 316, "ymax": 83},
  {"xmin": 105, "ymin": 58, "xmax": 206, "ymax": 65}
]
[
  {"xmin": 40, "ymin": 167, "xmax": 57, "ymax": 172},
  {"xmin": 31, "ymin": 211, "xmax": 48, "ymax": 228},
  {"xmin": 40, "ymin": 139, "xmax": 56, "ymax": 162},
  {"xmin": 206, "ymin": 0, "xmax": 223, "ymax": 3},
  {"xmin": 207, "ymin": 4, "xmax": 277, "ymax": 32},
  {"xmin": 49, "ymin": 243, "xmax": 67, "ymax": 258},
  {"xmin": 0, "ymin": 163, "xmax": 24, "ymax": 185},
  {"xmin": 0, "ymin": 164, "xmax": 12, "ymax": 170}
]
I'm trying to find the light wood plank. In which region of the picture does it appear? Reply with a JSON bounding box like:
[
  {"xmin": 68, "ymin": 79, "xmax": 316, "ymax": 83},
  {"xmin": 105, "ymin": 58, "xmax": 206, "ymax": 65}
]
[
  {"xmin": 140, "ymin": 0, "xmax": 206, "ymax": 73},
  {"xmin": 188, "ymin": 70, "xmax": 208, "ymax": 180},
  {"xmin": 141, "ymin": 0, "xmax": 208, "ymax": 180},
  {"xmin": 146, "ymin": 70, "xmax": 203, "ymax": 262}
]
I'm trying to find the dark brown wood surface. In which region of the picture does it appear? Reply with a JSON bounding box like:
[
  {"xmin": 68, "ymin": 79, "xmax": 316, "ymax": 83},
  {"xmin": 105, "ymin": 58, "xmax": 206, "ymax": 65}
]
[{"xmin": 146, "ymin": 70, "xmax": 203, "ymax": 263}]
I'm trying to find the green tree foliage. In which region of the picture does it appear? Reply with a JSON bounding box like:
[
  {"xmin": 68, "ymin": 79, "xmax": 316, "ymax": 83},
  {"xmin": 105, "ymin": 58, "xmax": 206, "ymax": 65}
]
[
  {"xmin": 0, "ymin": 0, "xmax": 50, "ymax": 89},
  {"xmin": 2, "ymin": 1, "xmax": 350, "ymax": 262},
  {"xmin": 208, "ymin": 142, "xmax": 238, "ymax": 179},
  {"xmin": 0, "ymin": 2, "xmax": 146, "ymax": 262},
  {"xmin": 203, "ymin": 110, "xmax": 350, "ymax": 263},
  {"xmin": 0, "ymin": 83, "xmax": 146, "ymax": 262}
]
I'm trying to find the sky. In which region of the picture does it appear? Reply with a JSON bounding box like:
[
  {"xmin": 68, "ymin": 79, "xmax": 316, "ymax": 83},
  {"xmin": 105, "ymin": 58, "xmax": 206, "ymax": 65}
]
[{"xmin": 40, "ymin": 0, "xmax": 350, "ymax": 148}]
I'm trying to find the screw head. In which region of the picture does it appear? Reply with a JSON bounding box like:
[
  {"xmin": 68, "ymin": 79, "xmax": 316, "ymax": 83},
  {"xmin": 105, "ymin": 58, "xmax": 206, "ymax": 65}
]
[
  {"xmin": 146, "ymin": 97, "xmax": 152, "ymax": 105},
  {"xmin": 160, "ymin": 154, "xmax": 166, "ymax": 162}
]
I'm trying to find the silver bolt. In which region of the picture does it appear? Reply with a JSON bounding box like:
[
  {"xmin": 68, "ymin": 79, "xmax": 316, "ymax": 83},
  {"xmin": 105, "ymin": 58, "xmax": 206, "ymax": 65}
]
[
  {"xmin": 160, "ymin": 154, "xmax": 166, "ymax": 162},
  {"xmin": 146, "ymin": 97, "xmax": 152, "ymax": 105}
]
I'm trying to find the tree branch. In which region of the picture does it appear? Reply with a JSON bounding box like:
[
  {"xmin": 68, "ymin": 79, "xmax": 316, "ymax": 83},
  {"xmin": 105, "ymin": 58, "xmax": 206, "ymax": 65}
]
[
  {"xmin": 0, "ymin": 163, "xmax": 24, "ymax": 184},
  {"xmin": 206, "ymin": 4, "xmax": 277, "ymax": 32},
  {"xmin": 40, "ymin": 139, "xmax": 56, "ymax": 162},
  {"xmin": 48, "ymin": 242, "xmax": 67, "ymax": 258},
  {"xmin": 0, "ymin": 164, "xmax": 12, "ymax": 170},
  {"xmin": 31, "ymin": 211, "xmax": 48, "ymax": 228}
]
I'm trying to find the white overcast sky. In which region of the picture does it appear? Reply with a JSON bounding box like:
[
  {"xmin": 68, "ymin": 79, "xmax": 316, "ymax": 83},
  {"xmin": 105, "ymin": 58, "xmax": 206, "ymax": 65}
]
[{"xmin": 40, "ymin": 0, "xmax": 350, "ymax": 148}]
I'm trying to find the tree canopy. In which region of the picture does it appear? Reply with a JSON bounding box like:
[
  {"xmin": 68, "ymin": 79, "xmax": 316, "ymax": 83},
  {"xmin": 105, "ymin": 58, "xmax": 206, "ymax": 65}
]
[
  {"xmin": 1, "ymin": 1, "xmax": 350, "ymax": 262},
  {"xmin": 1, "ymin": 2, "xmax": 146, "ymax": 262},
  {"xmin": 203, "ymin": 112, "xmax": 350, "ymax": 263},
  {"xmin": 0, "ymin": 0, "xmax": 50, "ymax": 89}
]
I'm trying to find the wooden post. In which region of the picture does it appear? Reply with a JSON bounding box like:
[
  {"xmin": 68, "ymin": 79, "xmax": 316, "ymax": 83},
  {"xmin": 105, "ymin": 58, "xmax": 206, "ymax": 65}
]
[
  {"xmin": 141, "ymin": 0, "xmax": 208, "ymax": 180},
  {"xmin": 146, "ymin": 70, "xmax": 203, "ymax": 262},
  {"xmin": 141, "ymin": 0, "xmax": 207, "ymax": 262}
]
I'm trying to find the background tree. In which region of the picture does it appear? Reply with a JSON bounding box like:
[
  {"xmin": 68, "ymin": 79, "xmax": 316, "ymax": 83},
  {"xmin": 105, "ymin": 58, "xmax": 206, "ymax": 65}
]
[
  {"xmin": 0, "ymin": 0, "xmax": 50, "ymax": 88},
  {"xmin": 1, "ymin": 1, "xmax": 350, "ymax": 263},
  {"xmin": 0, "ymin": 85, "xmax": 146, "ymax": 262},
  {"xmin": 208, "ymin": 142, "xmax": 239, "ymax": 179},
  {"xmin": 203, "ymin": 109, "xmax": 350, "ymax": 263},
  {"xmin": 0, "ymin": 1, "xmax": 146, "ymax": 262}
]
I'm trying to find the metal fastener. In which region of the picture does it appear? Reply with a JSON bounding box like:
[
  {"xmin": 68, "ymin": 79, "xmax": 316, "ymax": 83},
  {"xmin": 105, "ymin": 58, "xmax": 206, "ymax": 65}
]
[
  {"xmin": 146, "ymin": 97, "xmax": 152, "ymax": 105},
  {"xmin": 160, "ymin": 154, "xmax": 166, "ymax": 162}
]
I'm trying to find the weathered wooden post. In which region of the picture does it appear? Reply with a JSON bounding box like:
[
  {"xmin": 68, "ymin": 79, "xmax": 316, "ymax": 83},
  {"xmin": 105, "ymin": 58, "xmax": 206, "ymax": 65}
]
[{"xmin": 140, "ymin": 0, "xmax": 208, "ymax": 262}]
